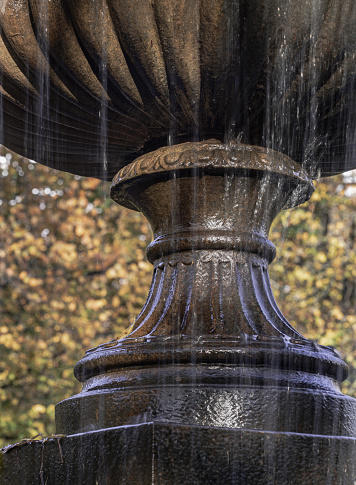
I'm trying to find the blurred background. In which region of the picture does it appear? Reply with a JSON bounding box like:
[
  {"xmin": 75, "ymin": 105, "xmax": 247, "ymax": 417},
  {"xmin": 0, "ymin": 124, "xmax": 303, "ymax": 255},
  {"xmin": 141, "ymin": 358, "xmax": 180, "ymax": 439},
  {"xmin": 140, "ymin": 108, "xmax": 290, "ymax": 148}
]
[{"xmin": 0, "ymin": 145, "xmax": 355, "ymax": 447}]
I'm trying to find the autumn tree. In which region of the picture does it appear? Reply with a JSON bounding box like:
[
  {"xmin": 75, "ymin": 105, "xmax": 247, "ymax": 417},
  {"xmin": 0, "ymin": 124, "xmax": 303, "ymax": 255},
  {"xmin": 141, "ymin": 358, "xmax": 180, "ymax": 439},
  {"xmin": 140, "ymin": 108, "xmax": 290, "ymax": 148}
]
[
  {"xmin": 0, "ymin": 148, "xmax": 152, "ymax": 445},
  {"xmin": 270, "ymin": 175, "xmax": 356, "ymax": 396}
]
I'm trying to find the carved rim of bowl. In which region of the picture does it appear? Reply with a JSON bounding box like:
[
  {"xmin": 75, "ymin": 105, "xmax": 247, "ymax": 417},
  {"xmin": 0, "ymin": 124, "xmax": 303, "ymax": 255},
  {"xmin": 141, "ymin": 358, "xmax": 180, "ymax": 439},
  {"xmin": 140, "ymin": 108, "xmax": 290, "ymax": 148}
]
[{"xmin": 111, "ymin": 140, "xmax": 315, "ymax": 210}]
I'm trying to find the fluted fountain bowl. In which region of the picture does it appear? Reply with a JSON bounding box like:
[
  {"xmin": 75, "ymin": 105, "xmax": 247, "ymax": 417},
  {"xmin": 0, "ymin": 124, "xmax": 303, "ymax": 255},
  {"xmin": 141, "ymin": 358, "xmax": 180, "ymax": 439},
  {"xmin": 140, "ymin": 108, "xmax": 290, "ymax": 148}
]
[{"xmin": 0, "ymin": 0, "xmax": 355, "ymax": 180}]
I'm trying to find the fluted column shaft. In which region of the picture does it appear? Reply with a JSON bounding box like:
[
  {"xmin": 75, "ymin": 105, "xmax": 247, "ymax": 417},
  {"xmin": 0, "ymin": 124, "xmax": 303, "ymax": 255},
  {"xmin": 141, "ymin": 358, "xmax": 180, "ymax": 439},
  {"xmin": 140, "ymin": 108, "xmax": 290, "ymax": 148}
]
[{"xmin": 122, "ymin": 172, "xmax": 303, "ymax": 342}]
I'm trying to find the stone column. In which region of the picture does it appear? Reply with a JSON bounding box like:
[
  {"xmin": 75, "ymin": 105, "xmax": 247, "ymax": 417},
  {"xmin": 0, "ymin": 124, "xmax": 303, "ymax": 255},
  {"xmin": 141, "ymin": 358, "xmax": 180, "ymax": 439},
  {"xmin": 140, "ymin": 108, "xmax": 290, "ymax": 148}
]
[
  {"xmin": 56, "ymin": 141, "xmax": 356, "ymax": 441},
  {"xmin": 3, "ymin": 140, "xmax": 356, "ymax": 484}
]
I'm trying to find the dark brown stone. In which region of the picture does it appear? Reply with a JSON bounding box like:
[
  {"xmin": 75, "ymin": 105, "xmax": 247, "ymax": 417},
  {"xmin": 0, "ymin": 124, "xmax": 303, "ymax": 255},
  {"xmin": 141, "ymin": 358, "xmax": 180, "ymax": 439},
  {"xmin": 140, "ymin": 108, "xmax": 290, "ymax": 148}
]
[
  {"xmin": 56, "ymin": 142, "xmax": 356, "ymax": 448},
  {"xmin": 0, "ymin": 1, "xmax": 355, "ymax": 178},
  {"xmin": 1, "ymin": 2, "xmax": 356, "ymax": 480},
  {"xmin": 1, "ymin": 423, "xmax": 356, "ymax": 484}
]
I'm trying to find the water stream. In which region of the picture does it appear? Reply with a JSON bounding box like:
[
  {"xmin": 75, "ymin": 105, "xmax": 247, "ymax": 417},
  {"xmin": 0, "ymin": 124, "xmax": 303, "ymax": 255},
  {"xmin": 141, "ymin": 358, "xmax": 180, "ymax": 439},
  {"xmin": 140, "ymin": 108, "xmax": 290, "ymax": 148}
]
[{"xmin": 0, "ymin": 0, "xmax": 355, "ymax": 482}]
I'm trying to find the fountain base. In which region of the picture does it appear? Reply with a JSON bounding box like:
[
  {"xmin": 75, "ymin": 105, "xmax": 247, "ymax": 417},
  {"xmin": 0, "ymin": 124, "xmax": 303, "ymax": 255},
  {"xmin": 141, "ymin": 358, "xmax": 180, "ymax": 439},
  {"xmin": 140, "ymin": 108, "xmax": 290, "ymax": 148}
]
[
  {"xmin": 2, "ymin": 423, "xmax": 356, "ymax": 484},
  {"xmin": 19, "ymin": 141, "xmax": 356, "ymax": 483},
  {"xmin": 56, "ymin": 363, "xmax": 356, "ymax": 438}
]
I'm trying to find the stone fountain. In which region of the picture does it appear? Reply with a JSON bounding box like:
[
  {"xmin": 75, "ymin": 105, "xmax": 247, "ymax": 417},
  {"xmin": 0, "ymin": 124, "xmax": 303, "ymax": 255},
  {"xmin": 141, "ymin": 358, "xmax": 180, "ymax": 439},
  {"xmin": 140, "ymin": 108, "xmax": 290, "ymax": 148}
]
[{"xmin": 1, "ymin": 1, "xmax": 356, "ymax": 483}]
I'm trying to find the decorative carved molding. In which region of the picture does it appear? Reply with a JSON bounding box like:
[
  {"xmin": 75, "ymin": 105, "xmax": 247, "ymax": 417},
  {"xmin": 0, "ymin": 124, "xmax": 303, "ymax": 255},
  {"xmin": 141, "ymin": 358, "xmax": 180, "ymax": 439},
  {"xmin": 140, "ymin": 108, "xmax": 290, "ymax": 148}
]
[
  {"xmin": 113, "ymin": 140, "xmax": 311, "ymax": 184},
  {"xmin": 87, "ymin": 250, "xmax": 306, "ymax": 348},
  {"xmin": 111, "ymin": 140, "xmax": 315, "ymax": 211}
]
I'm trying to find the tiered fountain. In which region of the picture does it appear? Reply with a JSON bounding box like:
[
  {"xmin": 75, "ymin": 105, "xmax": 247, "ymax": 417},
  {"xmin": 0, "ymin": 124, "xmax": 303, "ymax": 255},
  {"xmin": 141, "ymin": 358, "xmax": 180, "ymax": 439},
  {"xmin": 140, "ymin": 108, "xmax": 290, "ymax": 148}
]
[{"xmin": 1, "ymin": 0, "xmax": 356, "ymax": 483}]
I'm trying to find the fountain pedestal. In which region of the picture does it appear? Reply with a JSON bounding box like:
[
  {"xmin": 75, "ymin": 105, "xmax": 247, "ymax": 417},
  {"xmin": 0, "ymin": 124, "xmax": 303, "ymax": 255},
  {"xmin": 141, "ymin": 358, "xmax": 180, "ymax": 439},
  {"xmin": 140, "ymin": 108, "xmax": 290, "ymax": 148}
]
[
  {"xmin": 52, "ymin": 141, "xmax": 356, "ymax": 483},
  {"xmin": 2, "ymin": 423, "xmax": 356, "ymax": 484},
  {"xmin": 1, "ymin": 0, "xmax": 356, "ymax": 480},
  {"xmin": 3, "ymin": 141, "xmax": 356, "ymax": 484},
  {"xmin": 2, "ymin": 141, "xmax": 356, "ymax": 483},
  {"xmin": 56, "ymin": 141, "xmax": 355, "ymax": 437}
]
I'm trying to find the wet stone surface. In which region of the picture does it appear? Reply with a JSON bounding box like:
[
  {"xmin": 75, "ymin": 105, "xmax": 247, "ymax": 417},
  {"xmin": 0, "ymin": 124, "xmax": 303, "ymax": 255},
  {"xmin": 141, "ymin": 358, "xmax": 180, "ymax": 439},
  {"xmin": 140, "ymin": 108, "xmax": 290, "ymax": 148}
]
[{"xmin": 1, "ymin": 423, "xmax": 356, "ymax": 485}]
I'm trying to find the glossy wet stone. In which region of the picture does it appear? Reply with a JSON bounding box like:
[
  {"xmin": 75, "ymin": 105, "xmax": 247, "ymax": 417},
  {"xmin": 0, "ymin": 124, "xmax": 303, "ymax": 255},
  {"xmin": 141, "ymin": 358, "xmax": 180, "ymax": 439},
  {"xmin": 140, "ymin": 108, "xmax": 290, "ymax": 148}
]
[
  {"xmin": 1, "ymin": 0, "xmax": 356, "ymax": 482},
  {"xmin": 1, "ymin": 423, "xmax": 356, "ymax": 484},
  {"xmin": 66, "ymin": 144, "xmax": 351, "ymax": 440},
  {"xmin": 56, "ymin": 365, "xmax": 356, "ymax": 437},
  {"xmin": 1, "ymin": 1, "xmax": 355, "ymax": 178}
]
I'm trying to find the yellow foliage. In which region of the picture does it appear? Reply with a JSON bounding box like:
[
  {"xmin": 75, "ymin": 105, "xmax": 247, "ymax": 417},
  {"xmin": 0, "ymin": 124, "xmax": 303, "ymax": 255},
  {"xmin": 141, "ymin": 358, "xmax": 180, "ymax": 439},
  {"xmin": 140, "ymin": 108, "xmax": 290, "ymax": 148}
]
[
  {"xmin": 316, "ymin": 253, "xmax": 327, "ymax": 263},
  {"xmin": 30, "ymin": 404, "xmax": 47, "ymax": 416},
  {"xmin": 0, "ymin": 334, "xmax": 21, "ymax": 351},
  {"xmin": 105, "ymin": 267, "xmax": 117, "ymax": 279},
  {"xmin": 86, "ymin": 299, "xmax": 106, "ymax": 311},
  {"xmin": 332, "ymin": 308, "xmax": 345, "ymax": 321}
]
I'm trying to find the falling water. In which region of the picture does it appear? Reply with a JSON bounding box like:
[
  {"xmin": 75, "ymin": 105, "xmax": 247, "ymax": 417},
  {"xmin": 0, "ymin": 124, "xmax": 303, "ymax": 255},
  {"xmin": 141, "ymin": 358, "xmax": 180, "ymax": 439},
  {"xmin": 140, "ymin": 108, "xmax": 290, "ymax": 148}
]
[{"xmin": 0, "ymin": 1, "xmax": 356, "ymax": 483}]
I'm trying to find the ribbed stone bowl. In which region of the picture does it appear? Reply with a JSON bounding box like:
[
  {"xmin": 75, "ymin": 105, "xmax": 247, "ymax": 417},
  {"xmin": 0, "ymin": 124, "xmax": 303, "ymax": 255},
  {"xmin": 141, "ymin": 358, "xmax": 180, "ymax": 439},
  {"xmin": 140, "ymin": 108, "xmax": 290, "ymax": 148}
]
[{"xmin": 0, "ymin": 0, "xmax": 355, "ymax": 179}]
